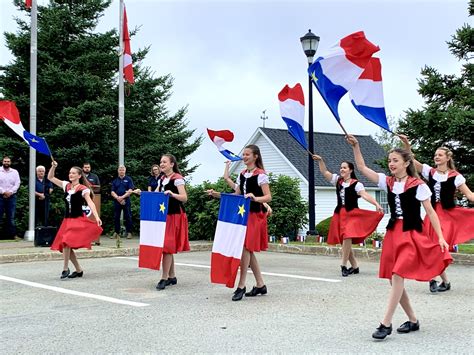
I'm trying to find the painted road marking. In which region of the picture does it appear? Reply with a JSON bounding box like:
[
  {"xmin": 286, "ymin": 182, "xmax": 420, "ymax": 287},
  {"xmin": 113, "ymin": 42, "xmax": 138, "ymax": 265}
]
[
  {"xmin": 0, "ymin": 275, "xmax": 149, "ymax": 307},
  {"xmin": 118, "ymin": 257, "xmax": 341, "ymax": 283}
]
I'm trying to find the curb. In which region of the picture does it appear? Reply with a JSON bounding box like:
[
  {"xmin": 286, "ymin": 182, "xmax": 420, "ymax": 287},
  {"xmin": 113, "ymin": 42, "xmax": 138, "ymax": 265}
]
[{"xmin": 1, "ymin": 242, "xmax": 472, "ymax": 266}]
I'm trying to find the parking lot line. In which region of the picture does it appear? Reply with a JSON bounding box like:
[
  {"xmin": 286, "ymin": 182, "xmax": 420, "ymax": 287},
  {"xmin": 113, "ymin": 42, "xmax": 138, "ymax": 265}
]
[
  {"xmin": 0, "ymin": 275, "xmax": 149, "ymax": 307},
  {"xmin": 117, "ymin": 257, "xmax": 342, "ymax": 283}
]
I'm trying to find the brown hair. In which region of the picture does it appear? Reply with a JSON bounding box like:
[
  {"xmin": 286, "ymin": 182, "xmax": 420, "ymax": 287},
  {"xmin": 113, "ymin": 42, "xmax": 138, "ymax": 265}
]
[
  {"xmin": 245, "ymin": 144, "xmax": 264, "ymax": 170},
  {"xmin": 341, "ymin": 161, "xmax": 357, "ymax": 179},
  {"xmin": 388, "ymin": 148, "xmax": 419, "ymax": 178},
  {"xmin": 71, "ymin": 166, "xmax": 94, "ymax": 199},
  {"xmin": 436, "ymin": 147, "xmax": 456, "ymax": 170},
  {"xmin": 162, "ymin": 154, "xmax": 182, "ymax": 175},
  {"xmin": 150, "ymin": 164, "xmax": 160, "ymax": 175}
]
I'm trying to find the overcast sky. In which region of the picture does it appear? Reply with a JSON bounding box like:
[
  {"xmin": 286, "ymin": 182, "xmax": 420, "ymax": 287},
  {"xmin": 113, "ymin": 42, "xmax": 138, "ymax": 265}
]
[{"xmin": 0, "ymin": 0, "xmax": 469, "ymax": 183}]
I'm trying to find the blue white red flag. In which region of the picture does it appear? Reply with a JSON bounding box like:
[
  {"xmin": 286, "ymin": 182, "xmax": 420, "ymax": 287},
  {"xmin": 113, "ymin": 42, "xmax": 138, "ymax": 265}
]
[
  {"xmin": 278, "ymin": 83, "xmax": 307, "ymax": 149},
  {"xmin": 349, "ymin": 58, "xmax": 391, "ymax": 132},
  {"xmin": 207, "ymin": 129, "xmax": 242, "ymax": 161},
  {"xmin": 211, "ymin": 193, "xmax": 250, "ymax": 288},
  {"xmin": 0, "ymin": 100, "xmax": 52, "ymax": 156},
  {"xmin": 308, "ymin": 31, "xmax": 379, "ymax": 121},
  {"xmin": 139, "ymin": 192, "xmax": 169, "ymax": 270}
]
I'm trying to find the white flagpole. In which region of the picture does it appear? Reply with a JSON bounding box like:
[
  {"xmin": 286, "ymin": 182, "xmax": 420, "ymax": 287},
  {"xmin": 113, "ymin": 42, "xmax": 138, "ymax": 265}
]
[
  {"xmin": 118, "ymin": 0, "xmax": 125, "ymax": 166},
  {"xmin": 25, "ymin": 0, "xmax": 38, "ymax": 242}
]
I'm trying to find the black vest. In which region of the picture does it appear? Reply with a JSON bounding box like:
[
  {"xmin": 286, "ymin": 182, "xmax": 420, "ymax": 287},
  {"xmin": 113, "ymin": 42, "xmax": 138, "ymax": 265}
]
[
  {"xmin": 334, "ymin": 179, "xmax": 360, "ymax": 213},
  {"xmin": 64, "ymin": 186, "xmax": 86, "ymax": 218},
  {"xmin": 159, "ymin": 178, "xmax": 185, "ymax": 215},
  {"xmin": 428, "ymin": 173, "xmax": 457, "ymax": 209},
  {"xmin": 386, "ymin": 185, "xmax": 422, "ymax": 232},
  {"xmin": 239, "ymin": 173, "xmax": 267, "ymax": 213}
]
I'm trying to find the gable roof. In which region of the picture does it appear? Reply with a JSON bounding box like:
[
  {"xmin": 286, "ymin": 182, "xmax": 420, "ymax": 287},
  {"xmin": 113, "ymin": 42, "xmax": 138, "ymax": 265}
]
[{"xmin": 256, "ymin": 128, "xmax": 387, "ymax": 188}]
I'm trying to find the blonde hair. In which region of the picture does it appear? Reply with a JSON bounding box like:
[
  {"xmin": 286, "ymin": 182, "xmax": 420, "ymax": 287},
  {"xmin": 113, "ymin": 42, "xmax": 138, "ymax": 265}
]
[{"xmin": 436, "ymin": 147, "xmax": 456, "ymax": 170}]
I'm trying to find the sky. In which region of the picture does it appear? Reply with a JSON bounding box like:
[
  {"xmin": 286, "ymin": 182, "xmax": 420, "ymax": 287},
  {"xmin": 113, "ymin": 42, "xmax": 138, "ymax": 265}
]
[{"xmin": 0, "ymin": 0, "xmax": 470, "ymax": 183}]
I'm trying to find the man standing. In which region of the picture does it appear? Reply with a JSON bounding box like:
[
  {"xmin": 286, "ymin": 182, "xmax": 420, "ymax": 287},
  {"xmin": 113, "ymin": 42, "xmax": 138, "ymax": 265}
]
[
  {"xmin": 111, "ymin": 165, "xmax": 134, "ymax": 239},
  {"xmin": 35, "ymin": 165, "xmax": 53, "ymax": 226},
  {"xmin": 0, "ymin": 156, "xmax": 21, "ymax": 240},
  {"xmin": 83, "ymin": 162, "xmax": 102, "ymax": 245}
]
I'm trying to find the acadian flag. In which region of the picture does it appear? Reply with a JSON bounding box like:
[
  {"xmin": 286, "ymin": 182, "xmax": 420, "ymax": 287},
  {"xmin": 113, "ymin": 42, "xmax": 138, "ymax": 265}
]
[
  {"xmin": 139, "ymin": 192, "xmax": 168, "ymax": 270},
  {"xmin": 0, "ymin": 100, "xmax": 51, "ymax": 156},
  {"xmin": 122, "ymin": 5, "xmax": 134, "ymax": 84},
  {"xmin": 278, "ymin": 83, "xmax": 307, "ymax": 149},
  {"xmin": 308, "ymin": 31, "xmax": 379, "ymax": 121},
  {"xmin": 349, "ymin": 57, "xmax": 391, "ymax": 132},
  {"xmin": 207, "ymin": 128, "xmax": 242, "ymax": 161},
  {"xmin": 211, "ymin": 193, "xmax": 250, "ymax": 288}
]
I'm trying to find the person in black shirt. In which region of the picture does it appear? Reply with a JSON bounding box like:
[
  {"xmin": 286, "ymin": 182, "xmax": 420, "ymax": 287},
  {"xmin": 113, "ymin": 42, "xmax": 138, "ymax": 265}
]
[
  {"xmin": 148, "ymin": 164, "xmax": 162, "ymax": 192},
  {"xmin": 35, "ymin": 165, "xmax": 53, "ymax": 226}
]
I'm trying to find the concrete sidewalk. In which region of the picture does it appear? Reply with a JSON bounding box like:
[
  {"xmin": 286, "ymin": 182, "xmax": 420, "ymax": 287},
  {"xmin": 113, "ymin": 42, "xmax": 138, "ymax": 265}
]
[{"xmin": 1, "ymin": 237, "xmax": 473, "ymax": 265}]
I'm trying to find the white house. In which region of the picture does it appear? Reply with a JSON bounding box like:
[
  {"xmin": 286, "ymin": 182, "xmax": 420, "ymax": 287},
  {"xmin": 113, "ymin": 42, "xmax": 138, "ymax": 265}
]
[{"xmin": 229, "ymin": 127, "xmax": 391, "ymax": 234}]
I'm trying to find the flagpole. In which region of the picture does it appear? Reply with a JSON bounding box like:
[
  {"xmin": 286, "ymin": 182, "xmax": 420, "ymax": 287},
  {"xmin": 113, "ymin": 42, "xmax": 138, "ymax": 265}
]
[
  {"xmin": 25, "ymin": 0, "xmax": 38, "ymax": 242},
  {"xmin": 118, "ymin": 0, "xmax": 125, "ymax": 166}
]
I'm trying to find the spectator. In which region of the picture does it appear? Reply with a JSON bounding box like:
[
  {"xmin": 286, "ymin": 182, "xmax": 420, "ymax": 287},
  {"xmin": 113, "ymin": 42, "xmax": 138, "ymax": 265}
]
[
  {"xmin": 148, "ymin": 164, "xmax": 162, "ymax": 192},
  {"xmin": 83, "ymin": 162, "xmax": 101, "ymax": 245},
  {"xmin": 0, "ymin": 156, "xmax": 21, "ymax": 240},
  {"xmin": 111, "ymin": 165, "xmax": 134, "ymax": 239},
  {"xmin": 35, "ymin": 165, "xmax": 53, "ymax": 226}
]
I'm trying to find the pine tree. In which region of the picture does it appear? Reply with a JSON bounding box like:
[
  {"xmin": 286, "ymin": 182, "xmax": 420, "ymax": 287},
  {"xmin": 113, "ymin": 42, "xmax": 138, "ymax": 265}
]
[
  {"xmin": 0, "ymin": 0, "xmax": 201, "ymax": 232},
  {"xmin": 398, "ymin": 3, "xmax": 473, "ymax": 186}
]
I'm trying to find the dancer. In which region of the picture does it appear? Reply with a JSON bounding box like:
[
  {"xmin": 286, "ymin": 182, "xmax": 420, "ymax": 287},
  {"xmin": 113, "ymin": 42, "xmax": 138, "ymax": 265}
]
[
  {"xmin": 346, "ymin": 135, "xmax": 451, "ymax": 340},
  {"xmin": 399, "ymin": 135, "xmax": 474, "ymax": 292},
  {"xmin": 154, "ymin": 154, "xmax": 190, "ymax": 290},
  {"xmin": 312, "ymin": 154, "xmax": 384, "ymax": 276},
  {"xmin": 48, "ymin": 161, "xmax": 102, "ymax": 279},
  {"xmin": 208, "ymin": 145, "xmax": 272, "ymax": 301}
]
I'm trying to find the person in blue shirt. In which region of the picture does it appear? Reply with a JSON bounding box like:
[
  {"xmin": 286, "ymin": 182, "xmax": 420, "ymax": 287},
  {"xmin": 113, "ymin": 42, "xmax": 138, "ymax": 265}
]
[
  {"xmin": 35, "ymin": 165, "xmax": 53, "ymax": 226},
  {"xmin": 147, "ymin": 164, "xmax": 162, "ymax": 192},
  {"xmin": 110, "ymin": 165, "xmax": 134, "ymax": 239}
]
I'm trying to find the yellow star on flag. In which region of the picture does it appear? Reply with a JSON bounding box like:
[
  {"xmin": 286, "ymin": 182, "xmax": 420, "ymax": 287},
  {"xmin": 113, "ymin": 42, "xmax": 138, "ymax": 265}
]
[
  {"xmin": 311, "ymin": 72, "xmax": 318, "ymax": 83},
  {"xmin": 238, "ymin": 204, "xmax": 246, "ymax": 217},
  {"xmin": 159, "ymin": 202, "xmax": 166, "ymax": 213}
]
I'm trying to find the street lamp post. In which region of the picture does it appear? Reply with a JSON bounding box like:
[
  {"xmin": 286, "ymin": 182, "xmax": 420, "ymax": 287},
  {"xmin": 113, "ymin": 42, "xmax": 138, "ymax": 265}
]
[{"xmin": 300, "ymin": 29, "xmax": 320, "ymax": 235}]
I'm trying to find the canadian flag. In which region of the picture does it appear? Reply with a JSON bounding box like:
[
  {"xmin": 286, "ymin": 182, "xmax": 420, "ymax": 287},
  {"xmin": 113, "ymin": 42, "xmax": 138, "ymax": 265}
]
[
  {"xmin": 25, "ymin": 0, "xmax": 32, "ymax": 8},
  {"xmin": 122, "ymin": 5, "xmax": 134, "ymax": 84}
]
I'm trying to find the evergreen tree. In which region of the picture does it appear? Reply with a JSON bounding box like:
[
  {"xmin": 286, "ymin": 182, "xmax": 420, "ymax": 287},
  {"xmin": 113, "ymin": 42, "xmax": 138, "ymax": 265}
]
[
  {"xmin": 398, "ymin": 3, "xmax": 473, "ymax": 186},
  {"xmin": 0, "ymin": 0, "xmax": 201, "ymax": 233}
]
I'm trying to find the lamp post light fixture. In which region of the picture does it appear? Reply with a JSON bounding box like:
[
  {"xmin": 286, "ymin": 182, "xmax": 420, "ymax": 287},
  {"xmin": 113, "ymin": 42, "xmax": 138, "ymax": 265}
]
[{"xmin": 300, "ymin": 29, "xmax": 320, "ymax": 235}]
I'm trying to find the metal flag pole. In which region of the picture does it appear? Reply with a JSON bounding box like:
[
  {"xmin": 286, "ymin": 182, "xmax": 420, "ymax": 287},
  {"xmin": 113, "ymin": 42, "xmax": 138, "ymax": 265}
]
[
  {"xmin": 25, "ymin": 0, "xmax": 38, "ymax": 242},
  {"xmin": 118, "ymin": 0, "xmax": 125, "ymax": 166}
]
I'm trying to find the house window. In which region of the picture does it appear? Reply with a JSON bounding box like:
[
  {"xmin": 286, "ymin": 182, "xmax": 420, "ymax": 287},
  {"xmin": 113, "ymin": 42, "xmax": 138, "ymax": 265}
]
[{"xmin": 376, "ymin": 190, "xmax": 389, "ymax": 214}]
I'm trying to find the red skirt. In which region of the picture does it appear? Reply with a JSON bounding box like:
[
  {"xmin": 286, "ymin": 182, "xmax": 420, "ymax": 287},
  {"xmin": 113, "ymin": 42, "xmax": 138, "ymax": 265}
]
[
  {"xmin": 163, "ymin": 212, "xmax": 190, "ymax": 254},
  {"xmin": 327, "ymin": 207, "xmax": 384, "ymax": 245},
  {"xmin": 379, "ymin": 220, "xmax": 452, "ymax": 281},
  {"xmin": 244, "ymin": 212, "xmax": 268, "ymax": 252},
  {"xmin": 51, "ymin": 216, "xmax": 103, "ymax": 253},
  {"xmin": 424, "ymin": 202, "xmax": 474, "ymax": 249}
]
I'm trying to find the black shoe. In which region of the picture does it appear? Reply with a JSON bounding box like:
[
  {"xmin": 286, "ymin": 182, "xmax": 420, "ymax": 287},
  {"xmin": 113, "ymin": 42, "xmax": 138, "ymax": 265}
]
[
  {"xmin": 429, "ymin": 279, "xmax": 438, "ymax": 293},
  {"xmin": 156, "ymin": 279, "xmax": 167, "ymax": 290},
  {"xmin": 245, "ymin": 285, "xmax": 267, "ymax": 297},
  {"xmin": 348, "ymin": 267, "xmax": 359, "ymax": 275},
  {"xmin": 341, "ymin": 265, "xmax": 349, "ymax": 277},
  {"xmin": 60, "ymin": 269, "xmax": 70, "ymax": 279},
  {"xmin": 68, "ymin": 271, "xmax": 83, "ymax": 278},
  {"xmin": 232, "ymin": 287, "xmax": 246, "ymax": 301},
  {"xmin": 397, "ymin": 320, "xmax": 420, "ymax": 333},
  {"xmin": 166, "ymin": 277, "xmax": 177, "ymax": 286},
  {"xmin": 437, "ymin": 282, "xmax": 451, "ymax": 292},
  {"xmin": 372, "ymin": 323, "xmax": 392, "ymax": 340}
]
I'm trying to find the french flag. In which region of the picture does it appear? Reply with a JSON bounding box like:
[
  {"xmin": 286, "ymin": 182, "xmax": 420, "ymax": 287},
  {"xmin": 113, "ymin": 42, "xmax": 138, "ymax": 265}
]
[
  {"xmin": 138, "ymin": 192, "xmax": 168, "ymax": 270},
  {"xmin": 349, "ymin": 58, "xmax": 391, "ymax": 132},
  {"xmin": 308, "ymin": 31, "xmax": 379, "ymax": 121},
  {"xmin": 211, "ymin": 193, "xmax": 250, "ymax": 288},
  {"xmin": 278, "ymin": 83, "xmax": 307, "ymax": 149},
  {"xmin": 207, "ymin": 128, "xmax": 242, "ymax": 161},
  {"xmin": 0, "ymin": 100, "xmax": 51, "ymax": 156}
]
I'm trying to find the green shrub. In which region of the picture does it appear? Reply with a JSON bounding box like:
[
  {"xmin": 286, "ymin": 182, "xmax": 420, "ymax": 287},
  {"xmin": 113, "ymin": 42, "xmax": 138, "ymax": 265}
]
[{"xmin": 316, "ymin": 216, "xmax": 332, "ymax": 237}]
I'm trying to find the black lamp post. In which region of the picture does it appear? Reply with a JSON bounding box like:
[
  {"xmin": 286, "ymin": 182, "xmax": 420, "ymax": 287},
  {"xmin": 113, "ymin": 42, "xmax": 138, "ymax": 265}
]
[{"xmin": 300, "ymin": 29, "xmax": 320, "ymax": 235}]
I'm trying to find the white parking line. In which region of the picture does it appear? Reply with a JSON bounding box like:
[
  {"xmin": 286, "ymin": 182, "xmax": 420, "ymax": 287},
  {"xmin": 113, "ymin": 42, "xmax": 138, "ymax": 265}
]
[
  {"xmin": 0, "ymin": 275, "xmax": 149, "ymax": 307},
  {"xmin": 117, "ymin": 257, "xmax": 341, "ymax": 283}
]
